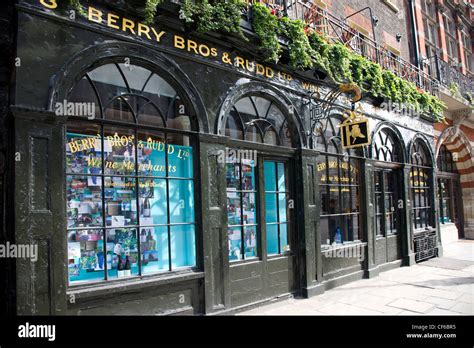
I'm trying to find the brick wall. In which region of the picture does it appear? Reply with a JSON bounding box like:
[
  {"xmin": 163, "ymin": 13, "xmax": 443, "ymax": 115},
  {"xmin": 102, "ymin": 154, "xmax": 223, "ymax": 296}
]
[{"xmin": 322, "ymin": 0, "xmax": 411, "ymax": 61}]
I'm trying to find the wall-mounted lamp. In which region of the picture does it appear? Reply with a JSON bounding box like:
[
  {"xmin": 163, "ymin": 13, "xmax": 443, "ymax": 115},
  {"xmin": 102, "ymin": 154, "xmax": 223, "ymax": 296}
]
[
  {"xmin": 372, "ymin": 16, "xmax": 379, "ymax": 27},
  {"xmin": 396, "ymin": 33, "xmax": 402, "ymax": 42}
]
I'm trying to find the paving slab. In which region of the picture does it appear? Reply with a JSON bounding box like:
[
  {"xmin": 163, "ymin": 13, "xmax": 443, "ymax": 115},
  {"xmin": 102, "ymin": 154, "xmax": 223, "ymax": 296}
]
[{"xmin": 386, "ymin": 298, "xmax": 435, "ymax": 313}]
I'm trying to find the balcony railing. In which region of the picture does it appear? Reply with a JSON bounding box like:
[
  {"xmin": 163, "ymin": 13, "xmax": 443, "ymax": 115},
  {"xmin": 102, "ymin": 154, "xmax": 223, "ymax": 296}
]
[{"xmin": 242, "ymin": 0, "xmax": 474, "ymax": 98}]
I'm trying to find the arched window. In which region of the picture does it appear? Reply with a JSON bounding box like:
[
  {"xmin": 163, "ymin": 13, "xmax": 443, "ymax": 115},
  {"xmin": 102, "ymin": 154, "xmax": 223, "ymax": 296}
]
[
  {"xmin": 313, "ymin": 116, "xmax": 363, "ymax": 246},
  {"xmin": 373, "ymin": 128, "xmax": 403, "ymax": 163},
  {"xmin": 410, "ymin": 139, "xmax": 433, "ymax": 230},
  {"xmin": 224, "ymin": 95, "xmax": 293, "ymax": 262},
  {"xmin": 225, "ymin": 96, "xmax": 293, "ymax": 147},
  {"xmin": 65, "ymin": 61, "xmax": 197, "ymax": 285}
]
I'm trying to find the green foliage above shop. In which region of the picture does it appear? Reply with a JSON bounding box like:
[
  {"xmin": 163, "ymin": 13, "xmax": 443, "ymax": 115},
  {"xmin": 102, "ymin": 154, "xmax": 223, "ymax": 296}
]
[{"xmin": 176, "ymin": 0, "xmax": 446, "ymax": 122}]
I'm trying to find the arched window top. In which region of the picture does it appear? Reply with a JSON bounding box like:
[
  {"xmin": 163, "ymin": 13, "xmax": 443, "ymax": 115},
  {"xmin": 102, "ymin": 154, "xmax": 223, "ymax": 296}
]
[
  {"xmin": 410, "ymin": 139, "xmax": 432, "ymax": 167},
  {"xmin": 67, "ymin": 61, "xmax": 193, "ymax": 131},
  {"xmin": 373, "ymin": 128, "xmax": 403, "ymax": 163},
  {"xmin": 225, "ymin": 95, "xmax": 293, "ymax": 147},
  {"xmin": 312, "ymin": 115, "xmax": 363, "ymax": 157},
  {"xmin": 437, "ymin": 144, "xmax": 458, "ymax": 173}
]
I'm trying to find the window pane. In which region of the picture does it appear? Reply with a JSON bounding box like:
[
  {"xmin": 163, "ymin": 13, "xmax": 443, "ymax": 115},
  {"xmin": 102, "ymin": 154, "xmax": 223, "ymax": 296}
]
[
  {"xmin": 104, "ymin": 177, "xmax": 137, "ymax": 227},
  {"xmin": 245, "ymin": 125, "xmax": 261, "ymax": 143},
  {"xmin": 266, "ymin": 224, "xmax": 279, "ymax": 255},
  {"xmin": 168, "ymin": 134, "xmax": 193, "ymax": 178},
  {"xmin": 278, "ymin": 193, "xmax": 288, "ymax": 222},
  {"xmin": 277, "ymin": 162, "xmax": 286, "ymax": 191},
  {"xmin": 67, "ymin": 175, "xmax": 103, "ymax": 229},
  {"xmin": 117, "ymin": 63, "xmax": 152, "ymax": 93},
  {"xmin": 137, "ymin": 131, "xmax": 166, "ymax": 177},
  {"xmin": 225, "ymin": 110, "xmax": 244, "ymax": 140},
  {"xmin": 169, "ymin": 180, "xmax": 195, "ymax": 224},
  {"xmin": 265, "ymin": 193, "xmax": 278, "ymax": 223},
  {"xmin": 103, "ymin": 127, "xmax": 136, "ymax": 176},
  {"xmin": 280, "ymin": 223, "xmax": 289, "ymax": 252},
  {"xmin": 88, "ymin": 64, "xmax": 128, "ymax": 103},
  {"xmin": 138, "ymin": 179, "xmax": 167, "ymax": 225},
  {"xmin": 227, "ymin": 192, "xmax": 242, "ymax": 225},
  {"xmin": 66, "ymin": 123, "xmax": 102, "ymax": 175},
  {"xmin": 68, "ymin": 229, "xmax": 104, "ymax": 284},
  {"xmin": 264, "ymin": 161, "xmax": 276, "ymax": 191},
  {"xmin": 170, "ymin": 224, "xmax": 196, "ymax": 269},
  {"xmin": 226, "ymin": 162, "xmax": 241, "ymax": 190},
  {"xmin": 139, "ymin": 225, "xmax": 169, "ymax": 274},
  {"xmin": 242, "ymin": 193, "xmax": 257, "ymax": 225},
  {"xmin": 242, "ymin": 161, "xmax": 256, "ymax": 190},
  {"xmin": 320, "ymin": 216, "xmax": 331, "ymax": 245},
  {"xmin": 228, "ymin": 226, "xmax": 242, "ymax": 261},
  {"xmin": 106, "ymin": 228, "xmax": 139, "ymax": 279},
  {"xmin": 244, "ymin": 226, "xmax": 258, "ymax": 258},
  {"xmin": 105, "ymin": 97, "xmax": 135, "ymax": 123}
]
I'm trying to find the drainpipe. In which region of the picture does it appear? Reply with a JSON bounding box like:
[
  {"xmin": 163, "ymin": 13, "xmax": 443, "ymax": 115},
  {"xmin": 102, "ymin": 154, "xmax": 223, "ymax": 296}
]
[{"xmin": 408, "ymin": 0, "xmax": 421, "ymax": 67}]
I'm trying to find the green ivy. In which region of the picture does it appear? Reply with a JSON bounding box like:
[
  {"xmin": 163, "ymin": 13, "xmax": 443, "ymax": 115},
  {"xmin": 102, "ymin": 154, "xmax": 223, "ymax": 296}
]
[
  {"xmin": 278, "ymin": 17, "xmax": 314, "ymax": 70},
  {"xmin": 251, "ymin": 2, "xmax": 281, "ymax": 63},
  {"xmin": 364, "ymin": 62, "xmax": 384, "ymax": 97},
  {"xmin": 177, "ymin": 1, "xmax": 446, "ymax": 122},
  {"xmin": 180, "ymin": 0, "xmax": 246, "ymax": 40},
  {"xmin": 307, "ymin": 32, "xmax": 330, "ymax": 72},
  {"xmin": 144, "ymin": 0, "xmax": 164, "ymax": 24},
  {"xmin": 327, "ymin": 43, "xmax": 352, "ymax": 83}
]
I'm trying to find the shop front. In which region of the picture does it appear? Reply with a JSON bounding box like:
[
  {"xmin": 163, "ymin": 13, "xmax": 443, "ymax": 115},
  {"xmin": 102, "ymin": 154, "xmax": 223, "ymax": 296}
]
[{"xmin": 6, "ymin": 0, "xmax": 444, "ymax": 315}]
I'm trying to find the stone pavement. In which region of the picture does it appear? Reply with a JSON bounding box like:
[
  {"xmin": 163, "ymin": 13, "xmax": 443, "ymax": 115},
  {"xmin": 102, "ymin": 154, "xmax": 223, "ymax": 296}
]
[{"xmin": 239, "ymin": 239, "xmax": 474, "ymax": 315}]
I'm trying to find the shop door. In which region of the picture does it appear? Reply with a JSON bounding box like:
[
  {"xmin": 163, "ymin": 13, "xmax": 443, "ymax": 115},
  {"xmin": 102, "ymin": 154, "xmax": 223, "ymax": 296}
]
[
  {"xmin": 374, "ymin": 168, "xmax": 402, "ymax": 263},
  {"xmin": 438, "ymin": 175, "xmax": 464, "ymax": 238},
  {"xmin": 227, "ymin": 158, "xmax": 296, "ymax": 307}
]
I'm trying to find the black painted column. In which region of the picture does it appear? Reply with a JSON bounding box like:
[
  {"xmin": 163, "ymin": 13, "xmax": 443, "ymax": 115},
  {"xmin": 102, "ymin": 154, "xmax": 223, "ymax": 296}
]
[
  {"xmin": 14, "ymin": 109, "xmax": 68, "ymax": 315},
  {"xmin": 402, "ymin": 164, "xmax": 416, "ymax": 265},
  {"xmin": 297, "ymin": 149, "xmax": 324, "ymax": 297},
  {"xmin": 363, "ymin": 159, "xmax": 378, "ymax": 278},
  {"xmin": 198, "ymin": 134, "xmax": 231, "ymax": 314}
]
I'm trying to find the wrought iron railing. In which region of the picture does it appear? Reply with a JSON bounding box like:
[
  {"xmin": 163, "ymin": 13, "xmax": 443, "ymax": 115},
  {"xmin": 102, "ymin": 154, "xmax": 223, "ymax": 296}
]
[
  {"xmin": 242, "ymin": 0, "xmax": 472, "ymax": 98},
  {"xmin": 435, "ymin": 58, "xmax": 474, "ymax": 96}
]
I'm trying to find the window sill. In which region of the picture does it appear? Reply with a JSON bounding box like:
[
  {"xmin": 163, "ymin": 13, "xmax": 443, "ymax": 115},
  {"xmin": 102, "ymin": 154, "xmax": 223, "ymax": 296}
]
[{"xmin": 67, "ymin": 269, "xmax": 204, "ymax": 301}]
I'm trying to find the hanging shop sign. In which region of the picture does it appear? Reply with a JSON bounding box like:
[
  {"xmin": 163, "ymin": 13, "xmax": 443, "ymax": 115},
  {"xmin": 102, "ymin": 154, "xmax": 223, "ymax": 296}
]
[{"xmin": 340, "ymin": 105, "xmax": 371, "ymax": 149}]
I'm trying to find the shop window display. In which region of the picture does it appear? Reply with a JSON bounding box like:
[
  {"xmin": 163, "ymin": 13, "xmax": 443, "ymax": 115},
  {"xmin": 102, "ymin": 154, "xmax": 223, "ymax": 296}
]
[
  {"xmin": 410, "ymin": 139, "xmax": 433, "ymax": 230},
  {"xmin": 66, "ymin": 61, "xmax": 197, "ymax": 285},
  {"xmin": 313, "ymin": 116, "xmax": 363, "ymax": 246},
  {"xmin": 226, "ymin": 159, "xmax": 258, "ymax": 261},
  {"xmin": 224, "ymin": 95, "xmax": 295, "ymax": 261}
]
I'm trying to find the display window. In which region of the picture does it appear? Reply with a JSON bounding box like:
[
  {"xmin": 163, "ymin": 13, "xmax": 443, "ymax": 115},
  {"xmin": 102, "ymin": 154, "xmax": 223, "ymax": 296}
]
[
  {"xmin": 65, "ymin": 61, "xmax": 197, "ymax": 285},
  {"xmin": 224, "ymin": 94, "xmax": 293, "ymax": 261},
  {"xmin": 409, "ymin": 139, "xmax": 433, "ymax": 230},
  {"xmin": 312, "ymin": 116, "xmax": 363, "ymax": 246}
]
